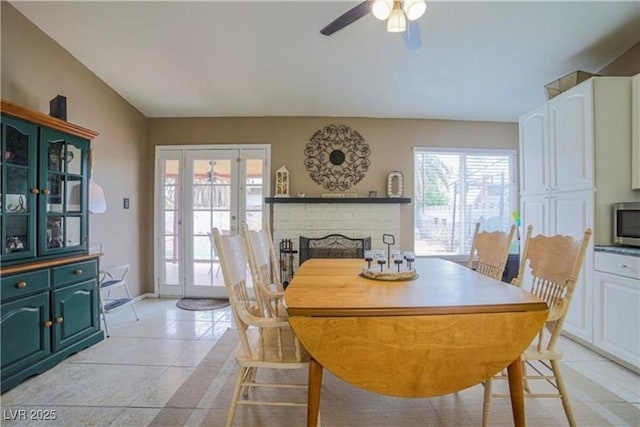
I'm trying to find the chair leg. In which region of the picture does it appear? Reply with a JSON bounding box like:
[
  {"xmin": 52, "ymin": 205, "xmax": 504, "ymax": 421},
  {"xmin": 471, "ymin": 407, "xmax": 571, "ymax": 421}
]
[
  {"xmin": 101, "ymin": 311, "xmax": 110, "ymax": 338},
  {"xmin": 482, "ymin": 379, "xmax": 492, "ymax": 427},
  {"xmin": 226, "ymin": 366, "xmax": 247, "ymax": 427},
  {"xmin": 98, "ymin": 289, "xmax": 110, "ymax": 338},
  {"xmin": 123, "ymin": 283, "xmax": 140, "ymax": 321},
  {"xmin": 242, "ymin": 367, "xmax": 258, "ymax": 398},
  {"xmin": 522, "ymin": 360, "xmax": 530, "ymax": 393},
  {"xmin": 551, "ymin": 359, "xmax": 576, "ymax": 427}
]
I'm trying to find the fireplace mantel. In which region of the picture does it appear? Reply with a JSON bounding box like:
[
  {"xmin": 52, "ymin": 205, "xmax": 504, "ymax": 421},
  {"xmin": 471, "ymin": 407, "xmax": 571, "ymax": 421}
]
[{"xmin": 265, "ymin": 197, "xmax": 411, "ymax": 204}]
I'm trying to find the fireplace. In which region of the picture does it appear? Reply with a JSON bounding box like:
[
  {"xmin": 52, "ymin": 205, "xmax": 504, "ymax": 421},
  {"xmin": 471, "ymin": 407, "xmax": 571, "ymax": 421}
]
[
  {"xmin": 268, "ymin": 198, "xmax": 405, "ymax": 268},
  {"xmin": 299, "ymin": 234, "xmax": 371, "ymax": 266}
]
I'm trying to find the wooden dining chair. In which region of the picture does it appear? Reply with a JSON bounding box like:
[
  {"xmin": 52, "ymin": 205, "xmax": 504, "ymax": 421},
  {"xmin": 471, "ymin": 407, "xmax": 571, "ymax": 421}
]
[
  {"xmin": 466, "ymin": 223, "xmax": 517, "ymax": 281},
  {"xmin": 240, "ymin": 222, "xmax": 286, "ymax": 317},
  {"xmin": 212, "ymin": 228, "xmax": 309, "ymax": 427},
  {"xmin": 482, "ymin": 225, "xmax": 592, "ymax": 427}
]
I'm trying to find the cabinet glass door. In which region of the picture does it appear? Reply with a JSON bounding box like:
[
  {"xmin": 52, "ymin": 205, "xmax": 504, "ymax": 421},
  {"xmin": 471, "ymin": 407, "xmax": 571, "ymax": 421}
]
[
  {"xmin": 39, "ymin": 129, "xmax": 89, "ymax": 257},
  {"xmin": 0, "ymin": 116, "xmax": 38, "ymax": 261}
]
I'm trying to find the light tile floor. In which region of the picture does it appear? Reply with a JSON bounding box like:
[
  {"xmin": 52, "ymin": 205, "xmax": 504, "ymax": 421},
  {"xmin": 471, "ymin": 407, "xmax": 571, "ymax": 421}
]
[{"xmin": 1, "ymin": 297, "xmax": 639, "ymax": 426}]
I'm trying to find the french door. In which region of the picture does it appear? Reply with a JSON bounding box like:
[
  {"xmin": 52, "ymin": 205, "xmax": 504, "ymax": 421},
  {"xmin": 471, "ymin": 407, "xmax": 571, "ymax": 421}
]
[{"xmin": 154, "ymin": 145, "xmax": 270, "ymax": 298}]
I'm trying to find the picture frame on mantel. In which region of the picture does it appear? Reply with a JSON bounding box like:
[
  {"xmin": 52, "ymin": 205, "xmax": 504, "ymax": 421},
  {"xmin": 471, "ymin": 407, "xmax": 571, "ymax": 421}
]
[{"xmin": 275, "ymin": 165, "xmax": 290, "ymax": 197}]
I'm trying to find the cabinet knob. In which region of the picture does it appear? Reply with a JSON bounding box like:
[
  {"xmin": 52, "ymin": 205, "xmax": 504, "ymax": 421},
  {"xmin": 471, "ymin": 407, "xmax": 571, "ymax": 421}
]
[
  {"xmin": 42, "ymin": 189, "xmax": 50, "ymax": 195},
  {"xmin": 16, "ymin": 281, "xmax": 27, "ymax": 289},
  {"xmin": 30, "ymin": 188, "xmax": 40, "ymax": 195},
  {"xmin": 55, "ymin": 317, "xmax": 64, "ymax": 324},
  {"xmin": 74, "ymin": 269, "xmax": 83, "ymax": 275},
  {"xmin": 619, "ymin": 264, "xmax": 628, "ymax": 269},
  {"xmin": 44, "ymin": 321, "xmax": 53, "ymax": 328}
]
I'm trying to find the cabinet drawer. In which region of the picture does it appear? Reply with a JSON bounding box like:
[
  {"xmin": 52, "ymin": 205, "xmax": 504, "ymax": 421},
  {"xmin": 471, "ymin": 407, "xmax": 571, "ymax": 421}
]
[
  {"xmin": 52, "ymin": 260, "xmax": 97, "ymax": 287},
  {"xmin": 594, "ymin": 252, "xmax": 640, "ymax": 280},
  {"xmin": 1, "ymin": 270, "xmax": 50, "ymax": 301}
]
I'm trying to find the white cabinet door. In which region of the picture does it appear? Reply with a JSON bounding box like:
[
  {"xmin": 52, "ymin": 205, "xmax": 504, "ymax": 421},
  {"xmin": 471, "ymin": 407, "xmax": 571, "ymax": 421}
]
[
  {"xmin": 593, "ymin": 268, "xmax": 640, "ymax": 370},
  {"xmin": 520, "ymin": 193, "xmax": 549, "ymax": 238},
  {"xmin": 552, "ymin": 190, "xmax": 594, "ymax": 342},
  {"xmin": 548, "ymin": 82, "xmax": 595, "ymax": 193},
  {"xmin": 520, "ymin": 189, "xmax": 594, "ymax": 342},
  {"xmin": 519, "ymin": 104, "xmax": 549, "ymax": 196}
]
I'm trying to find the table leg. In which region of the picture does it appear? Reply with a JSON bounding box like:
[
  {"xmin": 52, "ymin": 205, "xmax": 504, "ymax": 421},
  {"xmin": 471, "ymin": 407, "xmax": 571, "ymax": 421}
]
[
  {"xmin": 307, "ymin": 357, "xmax": 323, "ymax": 427},
  {"xmin": 507, "ymin": 355, "xmax": 525, "ymax": 427}
]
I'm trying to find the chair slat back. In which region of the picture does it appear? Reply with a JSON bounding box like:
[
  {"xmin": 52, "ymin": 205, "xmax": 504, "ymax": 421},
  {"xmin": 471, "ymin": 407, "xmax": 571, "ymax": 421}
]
[
  {"xmin": 262, "ymin": 222, "xmax": 285, "ymax": 293},
  {"xmin": 241, "ymin": 222, "xmax": 285, "ymax": 317},
  {"xmin": 514, "ymin": 225, "xmax": 592, "ymax": 351},
  {"xmin": 212, "ymin": 227, "xmax": 259, "ymax": 358},
  {"xmin": 467, "ymin": 223, "xmax": 517, "ymax": 280}
]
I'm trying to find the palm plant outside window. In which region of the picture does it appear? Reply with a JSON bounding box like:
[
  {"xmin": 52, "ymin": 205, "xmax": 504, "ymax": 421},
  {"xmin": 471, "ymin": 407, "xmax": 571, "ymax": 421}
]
[{"xmin": 413, "ymin": 149, "xmax": 517, "ymax": 256}]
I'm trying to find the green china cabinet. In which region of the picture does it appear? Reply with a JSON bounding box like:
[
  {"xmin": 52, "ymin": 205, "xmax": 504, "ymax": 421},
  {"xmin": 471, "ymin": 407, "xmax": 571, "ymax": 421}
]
[{"xmin": 0, "ymin": 99, "xmax": 103, "ymax": 393}]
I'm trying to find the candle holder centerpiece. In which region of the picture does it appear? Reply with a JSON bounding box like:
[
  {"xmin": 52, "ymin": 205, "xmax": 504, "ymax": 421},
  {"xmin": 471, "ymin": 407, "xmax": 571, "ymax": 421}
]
[{"xmin": 360, "ymin": 234, "xmax": 418, "ymax": 281}]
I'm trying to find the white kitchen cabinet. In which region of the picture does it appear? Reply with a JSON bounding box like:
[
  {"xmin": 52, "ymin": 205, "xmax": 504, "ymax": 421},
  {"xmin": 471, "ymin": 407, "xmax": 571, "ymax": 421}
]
[
  {"xmin": 519, "ymin": 104, "xmax": 548, "ymax": 196},
  {"xmin": 520, "ymin": 82, "xmax": 594, "ymax": 197},
  {"xmin": 519, "ymin": 76, "xmax": 635, "ymax": 343},
  {"xmin": 593, "ymin": 252, "xmax": 640, "ymax": 372}
]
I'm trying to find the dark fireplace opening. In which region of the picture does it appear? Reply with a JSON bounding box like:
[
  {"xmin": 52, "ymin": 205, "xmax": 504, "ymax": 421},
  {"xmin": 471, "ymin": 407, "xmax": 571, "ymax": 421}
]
[{"xmin": 299, "ymin": 234, "xmax": 371, "ymax": 266}]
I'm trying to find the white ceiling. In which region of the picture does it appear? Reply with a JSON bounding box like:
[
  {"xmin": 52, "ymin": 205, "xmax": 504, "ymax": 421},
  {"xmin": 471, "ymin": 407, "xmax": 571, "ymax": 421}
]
[{"xmin": 12, "ymin": 1, "xmax": 640, "ymax": 122}]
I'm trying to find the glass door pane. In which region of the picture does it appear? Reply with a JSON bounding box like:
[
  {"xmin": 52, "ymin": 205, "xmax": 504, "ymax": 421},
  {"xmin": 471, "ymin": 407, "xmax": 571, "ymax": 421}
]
[
  {"xmin": 1, "ymin": 117, "xmax": 37, "ymax": 260},
  {"xmin": 157, "ymin": 152, "xmax": 183, "ymax": 297},
  {"xmin": 185, "ymin": 150, "xmax": 238, "ymax": 298},
  {"xmin": 244, "ymin": 157, "xmax": 265, "ymax": 230},
  {"xmin": 40, "ymin": 130, "xmax": 88, "ymax": 256}
]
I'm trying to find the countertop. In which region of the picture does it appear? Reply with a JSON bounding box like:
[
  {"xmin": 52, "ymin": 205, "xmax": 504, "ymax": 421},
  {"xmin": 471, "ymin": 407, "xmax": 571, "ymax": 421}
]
[{"xmin": 594, "ymin": 245, "xmax": 640, "ymax": 257}]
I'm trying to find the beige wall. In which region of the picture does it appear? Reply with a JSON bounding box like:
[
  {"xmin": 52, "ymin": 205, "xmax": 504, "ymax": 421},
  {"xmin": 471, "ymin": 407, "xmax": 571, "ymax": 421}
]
[
  {"xmin": 1, "ymin": 3, "xmax": 151, "ymax": 296},
  {"xmin": 599, "ymin": 42, "xmax": 640, "ymax": 76},
  {"xmin": 149, "ymin": 117, "xmax": 517, "ymax": 247}
]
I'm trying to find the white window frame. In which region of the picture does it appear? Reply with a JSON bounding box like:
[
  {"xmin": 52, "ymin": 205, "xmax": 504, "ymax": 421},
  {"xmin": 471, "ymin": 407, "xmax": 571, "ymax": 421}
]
[{"xmin": 413, "ymin": 147, "xmax": 518, "ymax": 261}]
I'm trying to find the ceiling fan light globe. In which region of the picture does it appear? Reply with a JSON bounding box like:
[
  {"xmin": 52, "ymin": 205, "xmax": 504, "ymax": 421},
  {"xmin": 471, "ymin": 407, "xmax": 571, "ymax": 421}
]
[
  {"xmin": 387, "ymin": 8, "xmax": 406, "ymax": 32},
  {"xmin": 403, "ymin": 0, "xmax": 427, "ymax": 21},
  {"xmin": 371, "ymin": 0, "xmax": 393, "ymax": 20}
]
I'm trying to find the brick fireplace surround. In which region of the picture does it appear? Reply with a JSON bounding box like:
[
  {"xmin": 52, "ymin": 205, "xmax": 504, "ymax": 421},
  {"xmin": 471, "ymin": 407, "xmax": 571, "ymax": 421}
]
[{"xmin": 267, "ymin": 197, "xmax": 410, "ymax": 268}]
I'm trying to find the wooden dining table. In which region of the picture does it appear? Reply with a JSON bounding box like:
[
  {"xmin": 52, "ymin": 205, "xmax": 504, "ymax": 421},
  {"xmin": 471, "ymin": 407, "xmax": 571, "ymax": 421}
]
[{"xmin": 284, "ymin": 257, "xmax": 548, "ymax": 427}]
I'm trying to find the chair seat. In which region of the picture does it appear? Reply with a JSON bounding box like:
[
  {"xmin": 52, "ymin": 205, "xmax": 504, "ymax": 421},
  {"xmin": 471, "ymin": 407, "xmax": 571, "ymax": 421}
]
[
  {"xmin": 100, "ymin": 279, "xmax": 125, "ymax": 289},
  {"xmin": 103, "ymin": 298, "xmax": 134, "ymax": 312}
]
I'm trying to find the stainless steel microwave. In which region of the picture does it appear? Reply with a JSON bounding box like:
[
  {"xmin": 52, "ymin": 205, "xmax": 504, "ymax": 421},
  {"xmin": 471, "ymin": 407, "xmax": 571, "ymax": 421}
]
[{"xmin": 613, "ymin": 202, "xmax": 640, "ymax": 247}]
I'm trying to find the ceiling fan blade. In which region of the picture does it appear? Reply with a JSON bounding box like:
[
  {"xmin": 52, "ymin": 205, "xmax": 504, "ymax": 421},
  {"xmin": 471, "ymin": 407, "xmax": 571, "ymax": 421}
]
[
  {"xmin": 320, "ymin": 1, "xmax": 371, "ymax": 36},
  {"xmin": 402, "ymin": 21, "xmax": 422, "ymax": 50}
]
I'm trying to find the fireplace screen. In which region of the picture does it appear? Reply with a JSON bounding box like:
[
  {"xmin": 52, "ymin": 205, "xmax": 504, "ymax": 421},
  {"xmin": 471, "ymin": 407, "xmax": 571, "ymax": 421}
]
[{"xmin": 299, "ymin": 234, "xmax": 371, "ymax": 266}]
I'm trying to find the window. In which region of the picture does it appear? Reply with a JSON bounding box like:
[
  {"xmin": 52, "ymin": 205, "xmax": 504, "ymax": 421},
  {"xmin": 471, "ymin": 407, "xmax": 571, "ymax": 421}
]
[{"xmin": 413, "ymin": 148, "xmax": 517, "ymax": 256}]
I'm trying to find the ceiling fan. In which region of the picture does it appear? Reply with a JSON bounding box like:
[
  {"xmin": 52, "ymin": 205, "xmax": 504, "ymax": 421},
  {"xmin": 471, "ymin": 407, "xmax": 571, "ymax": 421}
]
[{"xmin": 320, "ymin": 0, "xmax": 427, "ymax": 37}]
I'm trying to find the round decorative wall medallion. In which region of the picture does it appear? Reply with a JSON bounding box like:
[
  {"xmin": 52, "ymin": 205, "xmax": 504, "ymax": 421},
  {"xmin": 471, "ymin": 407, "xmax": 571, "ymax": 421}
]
[{"xmin": 304, "ymin": 125, "xmax": 371, "ymax": 191}]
